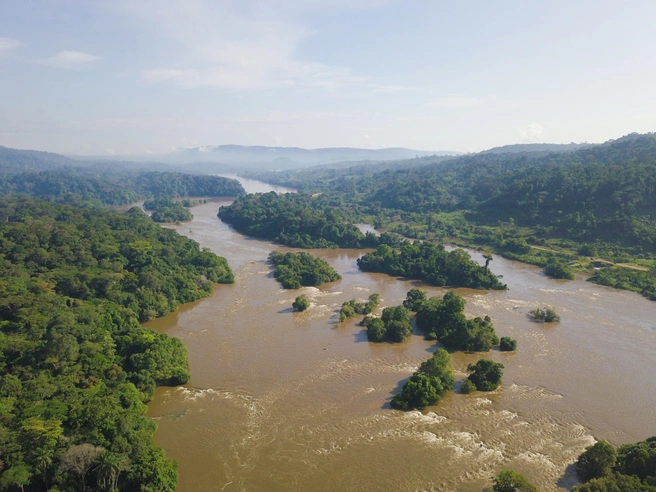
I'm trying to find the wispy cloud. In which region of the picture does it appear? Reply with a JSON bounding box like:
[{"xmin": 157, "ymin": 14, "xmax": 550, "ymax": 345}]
[
  {"xmin": 46, "ymin": 50, "xmax": 100, "ymax": 67},
  {"xmin": 519, "ymin": 123, "xmax": 545, "ymax": 142},
  {"xmin": 427, "ymin": 95, "xmax": 488, "ymax": 109},
  {"xmin": 0, "ymin": 37, "xmax": 21, "ymax": 53},
  {"xmin": 109, "ymin": 0, "xmax": 406, "ymax": 92}
]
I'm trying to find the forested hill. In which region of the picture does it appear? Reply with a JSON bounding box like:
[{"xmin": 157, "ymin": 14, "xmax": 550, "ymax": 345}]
[
  {"xmin": 0, "ymin": 169, "xmax": 245, "ymax": 205},
  {"xmin": 0, "ymin": 146, "xmax": 83, "ymax": 174},
  {"xmin": 253, "ymin": 133, "xmax": 656, "ymax": 253},
  {"xmin": 0, "ymin": 197, "xmax": 234, "ymax": 491}
]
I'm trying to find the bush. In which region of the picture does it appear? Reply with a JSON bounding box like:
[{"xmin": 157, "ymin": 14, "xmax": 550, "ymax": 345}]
[
  {"xmin": 292, "ymin": 295, "xmax": 310, "ymax": 312},
  {"xmin": 466, "ymin": 359, "xmax": 504, "ymax": 391},
  {"xmin": 499, "ymin": 337, "xmax": 517, "ymax": 351},
  {"xmin": 576, "ymin": 440, "xmax": 618, "ymax": 481},
  {"xmin": 492, "ymin": 470, "xmax": 538, "ymax": 492},
  {"xmin": 544, "ymin": 259, "xmax": 575, "ymax": 279},
  {"xmin": 530, "ymin": 307, "xmax": 560, "ymax": 322},
  {"xmin": 460, "ymin": 380, "xmax": 476, "ymax": 394},
  {"xmin": 403, "ymin": 288, "xmax": 427, "ymax": 311}
]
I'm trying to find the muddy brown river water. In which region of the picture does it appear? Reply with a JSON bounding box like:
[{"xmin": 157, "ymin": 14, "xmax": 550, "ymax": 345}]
[{"xmin": 144, "ymin": 177, "xmax": 656, "ymax": 491}]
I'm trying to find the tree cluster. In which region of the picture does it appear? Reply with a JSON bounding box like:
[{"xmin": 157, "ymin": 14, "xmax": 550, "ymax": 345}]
[
  {"xmin": 414, "ymin": 291, "xmax": 500, "ymax": 352},
  {"xmin": 268, "ymin": 251, "xmax": 341, "ymax": 289},
  {"xmin": 339, "ymin": 294, "xmax": 380, "ymax": 322},
  {"xmin": 390, "ymin": 349, "xmax": 456, "ymax": 410},
  {"xmin": 0, "ymin": 197, "xmax": 234, "ymax": 490},
  {"xmin": 573, "ymin": 436, "xmax": 656, "ymax": 491},
  {"xmin": 364, "ymin": 305, "xmax": 412, "ymax": 343},
  {"xmin": 357, "ymin": 242, "xmax": 507, "ymax": 290},
  {"xmin": 529, "ymin": 307, "xmax": 560, "ymax": 323},
  {"xmin": 143, "ymin": 196, "xmax": 193, "ymax": 223}
]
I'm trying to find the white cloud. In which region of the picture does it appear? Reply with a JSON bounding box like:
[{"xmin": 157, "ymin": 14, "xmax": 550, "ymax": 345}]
[
  {"xmin": 0, "ymin": 37, "xmax": 21, "ymax": 53},
  {"xmin": 519, "ymin": 123, "xmax": 545, "ymax": 142},
  {"xmin": 109, "ymin": 0, "xmax": 406, "ymax": 91},
  {"xmin": 47, "ymin": 50, "xmax": 101, "ymax": 67},
  {"xmin": 427, "ymin": 95, "xmax": 487, "ymax": 109}
]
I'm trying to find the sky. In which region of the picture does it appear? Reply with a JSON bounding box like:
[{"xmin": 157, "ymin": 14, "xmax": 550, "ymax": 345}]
[{"xmin": 1, "ymin": 0, "xmax": 655, "ymax": 156}]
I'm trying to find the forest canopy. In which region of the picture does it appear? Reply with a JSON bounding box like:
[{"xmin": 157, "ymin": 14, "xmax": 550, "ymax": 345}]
[{"xmin": 0, "ymin": 197, "xmax": 234, "ymax": 491}]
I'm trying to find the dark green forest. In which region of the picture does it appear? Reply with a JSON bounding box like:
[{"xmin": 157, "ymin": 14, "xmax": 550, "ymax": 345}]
[
  {"xmin": 268, "ymin": 251, "xmax": 341, "ymax": 289},
  {"xmin": 0, "ymin": 169, "xmax": 245, "ymax": 206},
  {"xmin": 143, "ymin": 196, "xmax": 193, "ymax": 223},
  {"xmin": 0, "ymin": 197, "xmax": 234, "ymax": 491}
]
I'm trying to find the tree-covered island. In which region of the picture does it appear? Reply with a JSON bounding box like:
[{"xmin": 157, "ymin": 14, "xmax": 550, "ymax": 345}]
[{"xmin": 269, "ymin": 251, "xmax": 341, "ymax": 289}]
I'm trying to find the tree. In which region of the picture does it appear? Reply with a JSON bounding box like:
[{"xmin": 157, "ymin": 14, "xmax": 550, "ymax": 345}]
[
  {"xmin": 95, "ymin": 451, "xmax": 131, "ymax": 492},
  {"xmin": 499, "ymin": 337, "xmax": 517, "ymax": 351},
  {"xmin": 292, "ymin": 295, "xmax": 310, "ymax": 312},
  {"xmin": 403, "ymin": 288, "xmax": 427, "ymax": 311},
  {"xmin": 466, "ymin": 359, "xmax": 504, "ymax": 391},
  {"xmin": 492, "ymin": 470, "xmax": 538, "ymax": 492},
  {"xmin": 60, "ymin": 444, "xmax": 105, "ymax": 491},
  {"xmin": 460, "ymin": 380, "xmax": 476, "ymax": 394},
  {"xmin": 576, "ymin": 440, "xmax": 618, "ymax": 481},
  {"xmin": 484, "ymin": 254, "xmax": 494, "ymax": 273},
  {"xmin": 0, "ymin": 464, "xmax": 32, "ymax": 492}
]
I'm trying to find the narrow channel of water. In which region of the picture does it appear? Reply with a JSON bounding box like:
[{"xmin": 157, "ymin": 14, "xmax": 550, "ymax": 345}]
[{"xmin": 144, "ymin": 178, "xmax": 656, "ymax": 491}]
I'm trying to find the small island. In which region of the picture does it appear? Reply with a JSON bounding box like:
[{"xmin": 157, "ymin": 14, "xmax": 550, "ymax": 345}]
[
  {"xmin": 529, "ymin": 307, "xmax": 560, "ymax": 322},
  {"xmin": 391, "ymin": 349, "xmax": 456, "ymax": 410},
  {"xmin": 364, "ymin": 305, "xmax": 412, "ymax": 343},
  {"xmin": 269, "ymin": 251, "xmax": 341, "ymax": 289},
  {"xmin": 144, "ymin": 195, "xmax": 193, "ymax": 223}
]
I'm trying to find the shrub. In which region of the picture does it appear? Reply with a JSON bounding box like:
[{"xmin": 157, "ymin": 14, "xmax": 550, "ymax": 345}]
[
  {"xmin": 466, "ymin": 359, "xmax": 504, "ymax": 391},
  {"xmin": 576, "ymin": 440, "xmax": 618, "ymax": 481},
  {"xmin": 492, "ymin": 470, "xmax": 538, "ymax": 492},
  {"xmin": 460, "ymin": 380, "xmax": 476, "ymax": 394},
  {"xmin": 292, "ymin": 295, "xmax": 310, "ymax": 312},
  {"xmin": 499, "ymin": 337, "xmax": 517, "ymax": 351}
]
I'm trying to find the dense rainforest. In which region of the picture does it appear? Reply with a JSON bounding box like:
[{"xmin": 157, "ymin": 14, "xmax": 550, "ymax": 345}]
[
  {"xmin": 143, "ymin": 196, "xmax": 193, "ymax": 223},
  {"xmin": 236, "ymin": 133, "xmax": 656, "ymax": 298},
  {"xmin": 0, "ymin": 168, "xmax": 245, "ymax": 206},
  {"xmin": 0, "ymin": 197, "xmax": 234, "ymax": 491}
]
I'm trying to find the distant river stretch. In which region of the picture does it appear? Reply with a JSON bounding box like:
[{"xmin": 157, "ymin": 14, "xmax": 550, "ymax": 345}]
[{"xmin": 145, "ymin": 177, "xmax": 656, "ymax": 491}]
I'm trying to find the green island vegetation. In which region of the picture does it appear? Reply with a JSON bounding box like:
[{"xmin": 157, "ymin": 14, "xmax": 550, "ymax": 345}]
[
  {"xmin": 544, "ymin": 258, "xmax": 576, "ymax": 279},
  {"xmin": 499, "ymin": 337, "xmax": 518, "ymax": 351},
  {"xmin": 414, "ymin": 291, "xmax": 500, "ymax": 351},
  {"xmin": 529, "ymin": 307, "xmax": 560, "ymax": 323},
  {"xmin": 390, "ymin": 348, "xmax": 455, "ymax": 410},
  {"xmin": 143, "ymin": 196, "xmax": 193, "ymax": 223},
  {"xmin": 268, "ymin": 251, "xmax": 341, "ymax": 289},
  {"xmin": 492, "ymin": 470, "xmax": 538, "ymax": 492},
  {"xmin": 241, "ymin": 133, "xmax": 656, "ymax": 300},
  {"xmin": 0, "ymin": 165, "xmax": 245, "ymax": 206},
  {"xmin": 338, "ymin": 293, "xmax": 381, "ymax": 322},
  {"xmin": 292, "ymin": 295, "xmax": 310, "ymax": 312},
  {"xmin": 460, "ymin": 379, "xmax": 476, "ymax": 394},
  {"xmin": 357, "ymin": 241, "xmax": 507, "ymax": 290},
  {"xmin": 466, "ymin": 359, "xmax": 505, "ymax": 391},
  {"xmin": 0, "ymin": 197, "xmax": 234, "ymax": 491},
  {"xmin": 363, "ymin": 305, "xmax": 412, "ymax": 343},
  {"xmin": 573, "ymin": 436, "xmax": 656, "ymax": 491}
]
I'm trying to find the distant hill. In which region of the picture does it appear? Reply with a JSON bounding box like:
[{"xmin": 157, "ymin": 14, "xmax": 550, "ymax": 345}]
[
  {"xmin": 481, "ymin": 142, "xmax": 595, "ymax": 154},
  {"xmin": 165, "ymin": 145, "xmax": 456, "ymax": 170},
  {"xmin": 0, "ymin": 146, "xmax": 84, "ymax": 174}
]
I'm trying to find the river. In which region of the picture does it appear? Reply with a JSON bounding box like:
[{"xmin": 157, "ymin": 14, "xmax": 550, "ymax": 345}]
[{"xmin": 144, "ymin": 177, "xmax": 656, "ymax": 491}]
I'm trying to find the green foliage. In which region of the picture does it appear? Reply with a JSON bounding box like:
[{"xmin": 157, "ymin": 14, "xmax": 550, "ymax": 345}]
[
  {"xmin": 499, "ymin": 337, "xmax": 517, "ymax": 351},
  {"xmin": 292, "ymin": 295, "xmax": 310, "ymax": 312},
  {"xmin": 492, "ymin": 470, "xmax": 538, "ymax": 492},
  {"xmin": 219, "ymin": 192, "xmax": 374, "ymax": 248},
  {"xmin": 357, "ymin": 241, "xmax": 506, "ymax": 290},
  {"xmin": 269, "ymin": 251, "xmax": 341, "ymax": 289},
  {"xmin": 0, "ymin": 169, "xmax": 244, "ymax": 206},
  {"xmin": 415, "ymin": 291, "xmax": 499, "ymax": 351},
  {"xmin": 544, "ymin": 259, "xmax": 575, "ymax": 279},
  {"xmin": 403, "ymin": 288, "xmax": 427, "ymax": 311},
  {"xmin": 588, "ymin": 267, "xmax": 656, "ymax": 301},
  {"xmin": 0, "ymin": 197, "xmax": 235, "ymax": 491},
  {"xmin": 390, "ymin": 349, "xmax": 455, "ymax": 410},
  {"xmin": 460, "ymin": 379, "xmax": 476, "ymax": 394},
  {"xmin": 572, "ymin": 473, "xmax": 656, "ymax": 492},
  {"xmin": 340, "ymin": 294, "xmax": 381, "ymax": 322},
  {"xmin": 616, "ymin": 436, "xmax": 656, "ymax": 481},
  {"xmin": 529, "ymin": 307, "xmax": 560, "ymax": 323},
  {"xmin": 576, "ymin": 441, "xmax": 619, "ymax": 481},
  {"xmin": 143, "ymin": 196, "xmax": 193, "ymax": 223},
  {"xmin": 466, "ymin": 359, "xmax": 504, "ymax": 391},
  {"xmin": 364, "ymin": 305, "xmax": 411, "ymax": 342}
]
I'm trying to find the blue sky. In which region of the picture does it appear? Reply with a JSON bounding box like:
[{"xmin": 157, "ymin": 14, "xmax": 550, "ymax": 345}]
[{"xmin": 1, "ymin": 0, "xmax": 655, "ymax": 155}]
